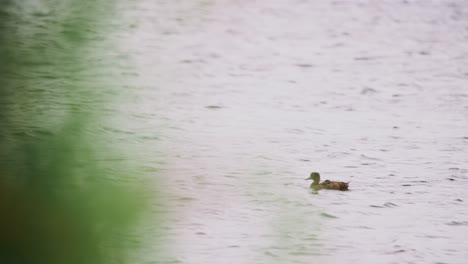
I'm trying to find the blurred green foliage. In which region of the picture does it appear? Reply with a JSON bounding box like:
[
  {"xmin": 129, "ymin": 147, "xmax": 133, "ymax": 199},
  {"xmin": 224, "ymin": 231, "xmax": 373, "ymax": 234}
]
[{"xmin": 0, "ymin": 1, "xmax": 151, "ymax": 263}]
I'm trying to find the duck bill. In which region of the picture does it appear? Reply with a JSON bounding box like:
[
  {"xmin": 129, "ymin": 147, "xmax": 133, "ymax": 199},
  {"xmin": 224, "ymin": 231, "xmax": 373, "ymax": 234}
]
[{"xmin": 305, "ymin": 177, "xmax": 311, "ymax": 180}]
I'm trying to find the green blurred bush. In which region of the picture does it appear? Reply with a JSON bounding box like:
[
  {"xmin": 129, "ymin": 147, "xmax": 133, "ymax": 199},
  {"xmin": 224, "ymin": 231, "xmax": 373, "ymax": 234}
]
[{"xmin": 0, "ymin": 1, "xmax": 152, "ymax": 263}]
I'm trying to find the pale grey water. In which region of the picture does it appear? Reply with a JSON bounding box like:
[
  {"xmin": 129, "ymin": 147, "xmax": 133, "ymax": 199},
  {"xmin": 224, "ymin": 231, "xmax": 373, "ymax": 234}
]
[
  {"xmin": 107, "ymin": 1, "xmax": 468, "ymax": 263},
  {"xmin": 113, "ymin": 0, "xmax": 468, "ymax": 263},
  {"xmin": 7, "ymin": 0, "xmax": 468, "ymax": 263}
]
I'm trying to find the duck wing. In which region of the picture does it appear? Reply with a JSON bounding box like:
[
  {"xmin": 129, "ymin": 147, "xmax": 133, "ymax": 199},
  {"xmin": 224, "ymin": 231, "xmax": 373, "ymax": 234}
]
[{"xmin": 322, "ymin": 181, "xmax": 349, "ymax": 191}]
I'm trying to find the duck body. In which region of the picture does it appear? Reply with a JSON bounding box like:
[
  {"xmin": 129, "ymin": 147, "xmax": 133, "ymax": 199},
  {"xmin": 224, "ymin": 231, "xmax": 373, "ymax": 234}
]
[
  {"xmin": 310, "ymin": 180, "xmax": 349, "ymax": 191},
  {"xmin": 306, "ymin": 172, "xmax": 349, "ymax": 191}
]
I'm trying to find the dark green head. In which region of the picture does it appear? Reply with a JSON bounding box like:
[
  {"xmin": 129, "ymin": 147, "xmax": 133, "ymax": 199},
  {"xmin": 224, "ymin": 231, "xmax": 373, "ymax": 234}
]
[{"xmin": 305, "ymin": 172, "xmax": 321, "ymax": 184}]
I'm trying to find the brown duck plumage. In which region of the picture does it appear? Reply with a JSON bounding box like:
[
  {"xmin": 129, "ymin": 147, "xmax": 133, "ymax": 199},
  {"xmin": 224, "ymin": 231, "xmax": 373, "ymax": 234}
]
[{"xmin": 305, "ymin": 172, "xmax": 349, "ymax": 191}]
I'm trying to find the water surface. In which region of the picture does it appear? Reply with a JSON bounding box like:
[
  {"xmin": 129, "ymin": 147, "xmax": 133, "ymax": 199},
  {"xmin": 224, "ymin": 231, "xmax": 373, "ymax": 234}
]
[
  {"xmin": 120, "ymin": 1, "xmax": 468, "ymax": 263},
  {"xmin": 6, "ymin": 0, "xmax": 468, "ymax": 263}
]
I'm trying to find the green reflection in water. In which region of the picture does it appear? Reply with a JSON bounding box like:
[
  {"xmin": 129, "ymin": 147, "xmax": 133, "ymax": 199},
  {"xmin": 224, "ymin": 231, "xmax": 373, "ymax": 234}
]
[{"xmin": 0, "ymin": 1, "xmax": 155, "ymax": 263}]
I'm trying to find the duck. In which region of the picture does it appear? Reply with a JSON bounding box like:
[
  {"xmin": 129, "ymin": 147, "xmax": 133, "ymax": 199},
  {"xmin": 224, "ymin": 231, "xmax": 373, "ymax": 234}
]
[{"xmin": 305, "ymin": 172, "xmax": 349, "ymax": 191}]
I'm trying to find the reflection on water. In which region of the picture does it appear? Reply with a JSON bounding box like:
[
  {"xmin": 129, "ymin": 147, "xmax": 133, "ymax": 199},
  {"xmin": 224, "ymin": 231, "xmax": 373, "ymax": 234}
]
[{"xmin": 2, "ymin": 0, "xmax": 468, "ymax": 263}]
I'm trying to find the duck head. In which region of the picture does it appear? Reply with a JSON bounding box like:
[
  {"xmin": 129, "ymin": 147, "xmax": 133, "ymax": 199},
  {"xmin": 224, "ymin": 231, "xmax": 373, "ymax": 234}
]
[{"xmin": 305, "ymin": 172, "xmax": 320, "ymax": 184}]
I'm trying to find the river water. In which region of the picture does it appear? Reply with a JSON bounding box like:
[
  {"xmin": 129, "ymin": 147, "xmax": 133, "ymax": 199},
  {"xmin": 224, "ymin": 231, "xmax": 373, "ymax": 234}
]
[
  {"xmin": 115, "ymin": 1, "xmax": 468, "ymax": 263},
  {"xmin": 6, "ymin": 0, "xmax": 468, "ymax": 263}
]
